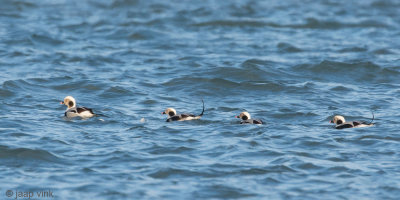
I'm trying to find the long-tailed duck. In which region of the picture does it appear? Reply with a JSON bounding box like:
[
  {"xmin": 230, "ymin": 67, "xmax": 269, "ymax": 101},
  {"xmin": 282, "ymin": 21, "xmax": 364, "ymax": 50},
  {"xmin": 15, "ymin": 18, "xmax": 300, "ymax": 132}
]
[
  {"xmin": 60, "ymin": 96, "xmax": 95, "ymax": 119},
  {"xmin": 162, "ymin": 100, "xmax": 204, "ymax": 122},
  {"xmin": 330, "ymin": 115, "xmax": 374, "ymax": 129},
  {"xmin": 235, "ymin": 112, "xmax": 263, "ymax": 124}
]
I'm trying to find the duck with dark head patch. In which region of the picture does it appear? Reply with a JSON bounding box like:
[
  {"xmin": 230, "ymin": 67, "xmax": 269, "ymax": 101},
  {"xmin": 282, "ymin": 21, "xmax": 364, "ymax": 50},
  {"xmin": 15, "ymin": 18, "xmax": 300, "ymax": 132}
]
[
  {"xmin": 330, "ymin": 114, "xmax": 374, "ymax": 129},
  {"xmin": 61, "ymin": 96, "xmax": 95, "ymax": 119},
  {"xmin": 235, "ymin": 112, "xmax": 263, "ymax": 124},
  {"xmin": 162, "ymin": 100, "xmax": 204, "ymax": 122}
]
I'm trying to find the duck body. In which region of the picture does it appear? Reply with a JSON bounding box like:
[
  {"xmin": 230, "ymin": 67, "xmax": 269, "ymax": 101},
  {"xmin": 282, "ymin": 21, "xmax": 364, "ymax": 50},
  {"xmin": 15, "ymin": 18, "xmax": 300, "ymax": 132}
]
[
  {"xmin": 65, "ymin": 107, "xmax": 95, "ymax": 119},
  {"xmin": 61, "ymin": 96, "xmax": 95, "ymax": 119},
  {"xmin": 163, "ymin": 100, "xmax": 204, "ymax": 122},
  {"xmin": 334, "ymin": 121, "xmax": 373, "ymax": 129},
  {"xmin": 236, "ymin": 112, "xmax": 263, "ymax": 125},
  {"xmin": 330, "ymin": 115, "xmax": 374, "ymax": 129},
  {"xmin": 240, "ymin": 118, "xmax": 263, "ymax": 124},
  {"xmin": 166, "ymin": 113, "xmax": 202, "ymax": 122}
]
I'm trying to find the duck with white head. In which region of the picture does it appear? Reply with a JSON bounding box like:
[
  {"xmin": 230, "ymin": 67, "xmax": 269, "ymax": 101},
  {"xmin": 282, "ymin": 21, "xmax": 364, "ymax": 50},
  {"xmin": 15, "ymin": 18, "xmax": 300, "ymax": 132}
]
[
  {"xmin": 330, "ymin": 114, "xmax": 374, "ymax": 129},
  {"xmin": 235, "ymin": 111, "xmax": 263, "ymax": 124},
  {"xmin": 60, "ymin": 96, "xmax": 95, "ymax": 119},
  {"xmin": 162, "ymin": 100, "xmax": 205, "ymax": 122}
]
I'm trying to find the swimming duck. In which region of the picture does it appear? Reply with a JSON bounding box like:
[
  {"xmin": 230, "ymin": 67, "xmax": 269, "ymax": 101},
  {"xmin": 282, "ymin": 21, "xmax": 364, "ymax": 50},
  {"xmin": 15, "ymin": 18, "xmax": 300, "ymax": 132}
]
[
  {"xmin": 235, "ymin": 112, "xmax": 263, "ymax": 124},
  {"xmin": 61, "ymin": 96, "xmax": 95, "ymax": 119},
  {"xmin": 162, "ymin": 100, "xmax": 204, "ymax": 122},
  {"xmin": 330, "ymin": 115, "xmax": 374, "ymax": 129}
]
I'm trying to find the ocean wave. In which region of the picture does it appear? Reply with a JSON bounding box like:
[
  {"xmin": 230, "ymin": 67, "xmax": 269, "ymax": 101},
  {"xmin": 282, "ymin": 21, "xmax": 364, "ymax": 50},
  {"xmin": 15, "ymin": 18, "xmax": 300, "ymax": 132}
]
[
  {"xmin": 296, "ymin": 60, "xmax": 381, "ymax": 72},
  {"xmin": 277, "ymin": 42, "xmax": 303, "ymax": 53},
  {"xmin": 0, "ymin": 87, "xmax": 14, "ymax": 97},
  {"xmin": 287, "ymin": 18, "xmax": 390, "ymax": 29},
  {"xmin": 206, "ymin": 59, "xmax": 290, "ymax": 81},
  {"xmin": 272, "ymin": 111, "xmax": 319, "ymax": 119},
  {"xmin": 110, "ymin": 0, "xmax": 140, "ymax": 8},
  {"xmin": 148, "ymin": 167, "xmax": 213, "ymax": 179},
  {"xmin": 161, "ymin": 76, "xmax": 300, "ymax": 94},
  {"xmin": 162, "ymin": 77, "xmax": 239, "ymax": 88},
  {"xmin": 193, "ymin": 184, "xmax": 257, "ymax": 198},
  {"xmin": 292, "ymin": 60, "xmax": 400, "ymax": 83},
  {"xmin": 329, "ymin": 85, "xmax": 354, "ymax": 92},
  {"xmin": 193, "ymin": 20, "xmax": 270, "ymax": 27},
  {"xmin": 370, "ymin": 1, "xmax": 400, "ymax": 7},
  {"xmin": 2, "ymin": 0, "xmax": 37, "ymax": 10},
  {"xmin": 146, "ymin": 145, "xmax": 195, "ymax": 155},
  {"xmin": 30, "ymin": 33, "xmax": 64, "ymax": 46},
  {"xmin": 338, "ymin": 46, "xmax": 368, "ymax": 53},
  {"xmin": 107, "ymin": 28, "xmax": 163, "ymax": 41},
  {"xmin": 372, "ymin": 48, "xmax": 394, "ymax": 55},
  {"xmin": 1, "ymin": 79, "xmax": 49, "ymax": 93},
  {"xmin": 0, "ymin": 145, "xmax": 62, "ymax": 164},
  {"xmin": 192, "ymin": 18, "xmax": 390, "ymax": 29}
]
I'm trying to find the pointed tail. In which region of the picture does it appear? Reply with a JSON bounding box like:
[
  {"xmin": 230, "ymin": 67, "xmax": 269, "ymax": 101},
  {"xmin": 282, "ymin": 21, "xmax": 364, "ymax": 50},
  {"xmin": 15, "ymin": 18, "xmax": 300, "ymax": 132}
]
[
  {"xmin": 198, "ymin": 99, "xmax": 205, "ymax": 116},
  {"xmin": 368, "ymin": 112, "xmax": 374, "ymax": 125},
  {"xmin": 95, "ymin": 113, "xmax": 107, "ymax": 117}
]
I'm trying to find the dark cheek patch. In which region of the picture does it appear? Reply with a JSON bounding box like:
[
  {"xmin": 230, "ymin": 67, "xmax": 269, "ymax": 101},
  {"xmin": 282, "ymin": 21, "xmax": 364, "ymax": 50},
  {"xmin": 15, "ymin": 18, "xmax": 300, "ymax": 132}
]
[
  {"xmin": 69, "ymin": 101, "xmax": 74, "ymax": 107},
  {"xmin": 337, "ymin": 120, "xmax": 343, "ymax": 125},
  {"xmin": 242, "ymin": 116, "xmax": 248, "ymax": 120},
  {"xmin": 168, "ymin": 111, "xmax": 175, "ymax": 116}
]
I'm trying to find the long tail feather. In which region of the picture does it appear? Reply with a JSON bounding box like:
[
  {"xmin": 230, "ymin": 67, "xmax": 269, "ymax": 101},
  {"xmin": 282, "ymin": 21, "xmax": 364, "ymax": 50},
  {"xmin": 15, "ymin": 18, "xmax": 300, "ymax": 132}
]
[
  {"xmin": 198, "ymin": 99, "xmax": 205, "ymax": 116},
  {"xmin": 368, "ymin": 112, "xmax": 374, "ymax": 124}
]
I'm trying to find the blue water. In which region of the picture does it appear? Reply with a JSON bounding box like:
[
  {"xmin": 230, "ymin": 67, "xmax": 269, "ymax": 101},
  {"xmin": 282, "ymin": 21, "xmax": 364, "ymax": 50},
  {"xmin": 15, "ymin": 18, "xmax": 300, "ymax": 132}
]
[{"xmin": 1, "ymin": 0, "xmax": 400, "ymax": 199}]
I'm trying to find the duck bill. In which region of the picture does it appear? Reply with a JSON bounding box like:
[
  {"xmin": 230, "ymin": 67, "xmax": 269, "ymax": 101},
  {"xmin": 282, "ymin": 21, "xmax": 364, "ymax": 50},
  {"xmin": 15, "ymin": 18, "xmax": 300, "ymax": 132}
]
[
  {"xmin": 162, "ymin": 112, "xmax": 166, "ymax": 115},
  {"xmin": 60, "ymin": 101, "xmax": 64, "ymax": 105},
  {"xmin": 235, "ymin": 116, "xmax": 239, "ymax": 118}
]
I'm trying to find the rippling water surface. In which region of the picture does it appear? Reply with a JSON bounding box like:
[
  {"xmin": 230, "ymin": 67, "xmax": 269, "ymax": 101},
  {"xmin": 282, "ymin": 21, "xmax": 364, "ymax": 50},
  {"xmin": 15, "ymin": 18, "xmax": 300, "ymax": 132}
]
[{"xmin": 1, "ymin": 0, "xmax": 400, "ymax": 199}]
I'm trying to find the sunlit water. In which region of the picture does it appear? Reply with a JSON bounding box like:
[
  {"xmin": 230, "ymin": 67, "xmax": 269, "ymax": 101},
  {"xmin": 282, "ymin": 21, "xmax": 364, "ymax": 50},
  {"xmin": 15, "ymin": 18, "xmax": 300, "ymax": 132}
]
[{"xmin": 1, "ymin": 0, "xmax": 400, "ymax": 199}]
